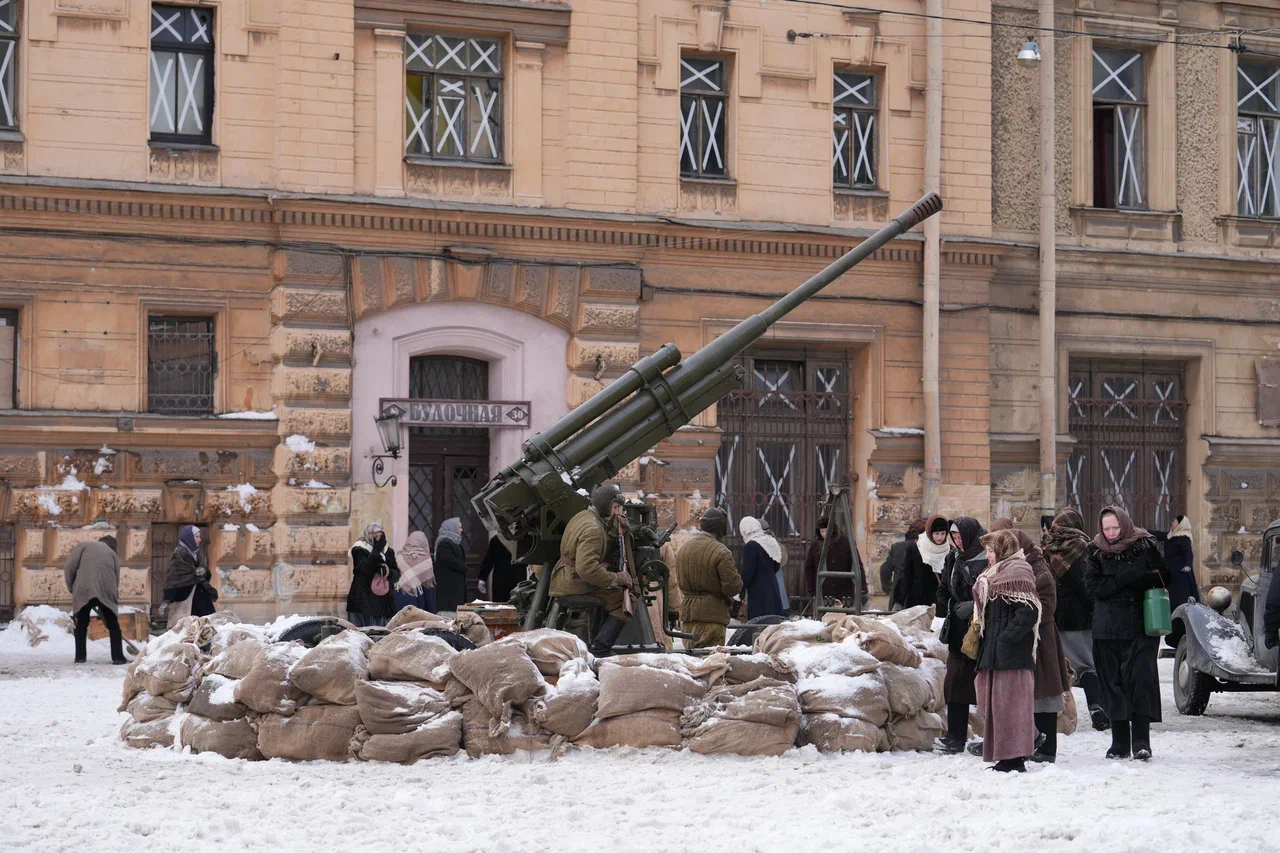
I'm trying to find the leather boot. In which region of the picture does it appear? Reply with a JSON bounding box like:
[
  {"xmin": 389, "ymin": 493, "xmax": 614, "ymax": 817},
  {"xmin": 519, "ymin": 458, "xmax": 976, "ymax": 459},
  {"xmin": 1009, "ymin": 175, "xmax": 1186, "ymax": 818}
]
[
  {"xmin": 991, "ymin": 758, "xmax": 1027, "ymax": 773},
  {"xmin": 1131, "ymin": 715, "xmax": 1152, "ymax": 761},
  {"xmin": 589, "ymin": 615, "xmax": 626, "ymax": 657},
  {"xmin": 1031, "ymin": 712, "xmax": 1058, "ymax": 763},
  {"xmin": 933, "ymin": 703, "xmax": 968, "ymax": 753},
  {"xmin": 1079, "ymin": 672, "xmax": 1110, "ymax": 731},
  {"xmin": 1106, "ymin": 719, "xmax": 1131, "ymax": 760}
]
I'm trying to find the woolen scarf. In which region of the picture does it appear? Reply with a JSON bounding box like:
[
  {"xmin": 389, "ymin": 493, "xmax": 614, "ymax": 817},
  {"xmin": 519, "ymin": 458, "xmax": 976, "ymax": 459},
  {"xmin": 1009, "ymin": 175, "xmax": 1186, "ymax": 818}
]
[
  {"xmin": 360, "ymin": 522, "xmax": 386, "ymax": 554},
  {"xmin": 1042, "ymin": 508, "xmax": 1091, "ymax": 578},
  {"xmin": 1093, "ymin": 505, "xmax": 1153, "ymax": 554},
  {"xmin": 436, "ymin": 518, "xmax": 463, "ymax": 560},
  {"xmin": 179, "ymin": 525, "xmax": 200, "ymax": 560},
  {"xmin": 398, "ymin": 530, "xmax": 435, "ymax": 593},
  {"xmin": 950, "ymin": 516, "xmax": 987, "ymax": 562},
  {"xmin": 1169, "ymin": 516, "xmax": 1192, "ymax": 540},
  {"xmin": 916, "ymin": 521, "xmax": 952, "ymax": 575},
  {"xmin": 739, "ymin": 516, "xmax": 783, "ymax": 563},
  {"xmin": 973, "ymin": 550, "xmax": 1043, "ymax": 658}
]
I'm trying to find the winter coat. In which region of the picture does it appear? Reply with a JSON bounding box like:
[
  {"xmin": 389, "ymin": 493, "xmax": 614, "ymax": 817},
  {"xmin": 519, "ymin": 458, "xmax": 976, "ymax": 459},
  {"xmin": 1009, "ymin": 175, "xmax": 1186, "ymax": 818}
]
[
  {"xmin": 165, "ymin": 544, "xmax": 206, "ymax": 592},
  {"xmin": 1031, "ymin": 552, "xmax": 1073, "ymax": 699},
  {"xmin": 346, "ymin": 542, "xmax": 401, "ymax": 619},
  {"xmin": 550, "ymin": 509, "xmax": 613, "ymax": 597},
  {"xmin": 1084, "ymin": 539, "xmax": 1170, "ymax": 641},
  {"xmin": 976, "ymin": 596, "xmax": 1039, "ymax": 672},
  {"xmin": 677, "ymin": 533, "xmax": 743, "ymax": 626},
  {"xmin": 937, "ymin": 551, "xmax": 988, "ymax": 653},
  {"xmin": 804, "ymin": 533, "xmax": 864, "ymax": 600},
  {"xmin": 880, "ymin": 540, "xmax": 912, "ymax": 605},
  {"xmin": 741, "ymin": 540, "xmax": 785, "ymax": 620},
  {"xmin": 481, "ymin": 536, "xmax": 522, "ymax": 603},
  {"xmin": 894, "ymin": 541, "xmax": 941, "ymax": 609},
  {"xmin": 1054, "ymin": 554, "xmax": 1093, "ymax": 632},
  {"xmin": 63, "ymin": 540, "xmax": 121, "ymax": 615},
  {"xmin": 1162, "ymin": 535, "xmax": 1200, "ymax": 607},
  {"xmin": 434, "ymin": 539, "xmax": 468, "ymax": 612}
]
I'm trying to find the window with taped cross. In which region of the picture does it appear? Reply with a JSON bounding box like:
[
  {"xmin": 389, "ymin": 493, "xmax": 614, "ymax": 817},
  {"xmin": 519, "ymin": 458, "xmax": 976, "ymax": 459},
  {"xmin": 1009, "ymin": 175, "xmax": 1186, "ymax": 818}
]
[
  {"xmin": 404, "ymin": 33, "xmax": 503, "ymax": 163},
  {"xmin": 149, "ymin": 4, "xmax": 214, "ymax": 145}
]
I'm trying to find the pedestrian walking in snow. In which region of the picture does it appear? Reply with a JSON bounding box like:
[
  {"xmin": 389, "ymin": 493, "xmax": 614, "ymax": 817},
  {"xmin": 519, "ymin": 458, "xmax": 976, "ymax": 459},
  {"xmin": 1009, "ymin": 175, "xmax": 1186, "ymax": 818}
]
[
  {"xmin": 881, "ymin": 517, "xmax": 927, "ymax": 610},
  {"xmin": 738, "ymin": 515, "xmax": 786, "ymax": 620},
  {"xmin": 973, "ymin": 529, "xmax": 1041, "ymax": 773},
  {"xmin": 1086, "ymin": 506, "xmax": 1170, "ymax": 761},
  {"xmin": 164, "ymin": 525, "xmax": 217, "ymax": 626},
  {"xmin": 347, "ymin": 523, "xmax": 400, "ymax": 628},
  {"xmin": 677, "ymin": 507, "xmax": 743, "ymax": 649},
  {"xmin": 1161, "ymin": 516, "xmax": 1200, "ymax": 607},
  {"xmin": 895, "ymin": 515, "xmax": 948, "ymax": 609},
  {"xmin": 1043, "ymin": 508, "xmax": 1110, "ymax": 731},
  {"xmin": 63, "ymin": 535, "xmax": 126, "ymax": 665},
  {"xmin": 934, "ymin": 515, "xmax": 988, "ymax": 754},
  {"xmin": 394, "ymin": 529, "xmax": 436, "ymax": 614},
  {"xmin": 433, "ymin": 518, "xmax": 469, "ymax": 615}
]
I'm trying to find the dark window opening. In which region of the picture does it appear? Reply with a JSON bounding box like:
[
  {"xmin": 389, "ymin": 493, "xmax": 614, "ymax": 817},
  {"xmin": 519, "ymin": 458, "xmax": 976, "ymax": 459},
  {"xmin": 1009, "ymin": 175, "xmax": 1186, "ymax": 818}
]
[
  {"xmin": 0, "ymin": 308, "xmax": 15, "ymax": 409},
  {"xmin": 149, "ymin": 4, "xmax": 215, "ymax": 145},
  {"xmin": 148, "ymin": 315, "xmax": 216, "ymax": 416},
  {"xmin": 679, "ymin": 55, "xmax": 727, "ymax": 179}
]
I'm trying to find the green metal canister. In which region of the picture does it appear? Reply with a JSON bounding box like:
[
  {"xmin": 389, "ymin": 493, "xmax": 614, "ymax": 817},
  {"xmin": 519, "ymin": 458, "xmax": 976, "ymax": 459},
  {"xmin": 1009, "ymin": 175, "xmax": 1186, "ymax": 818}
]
[{"xmin": 1144, "ymin": 588, "xmax": 1172, "ymax": 637}]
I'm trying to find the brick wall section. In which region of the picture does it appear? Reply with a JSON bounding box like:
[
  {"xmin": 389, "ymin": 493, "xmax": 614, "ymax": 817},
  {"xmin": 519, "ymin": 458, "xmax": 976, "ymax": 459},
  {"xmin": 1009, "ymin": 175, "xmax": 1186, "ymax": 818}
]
[
  {"xmin": 939, "ymin": 268, "xmax": 992, "ymax": 485},
  {"xmin": 939, "ymin": 0, "xmax": 993, "ymax": 237}
]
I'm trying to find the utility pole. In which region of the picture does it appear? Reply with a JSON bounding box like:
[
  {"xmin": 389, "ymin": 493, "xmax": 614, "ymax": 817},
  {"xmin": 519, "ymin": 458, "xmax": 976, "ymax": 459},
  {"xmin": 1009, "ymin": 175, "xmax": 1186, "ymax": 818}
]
[
  {"xmin": 1038, "ymin": 0, "xmax": 1058, "ymax": 520},
  {"xmin": 923, "ymin": 0, "xmax": 942, "ymax": 513}
]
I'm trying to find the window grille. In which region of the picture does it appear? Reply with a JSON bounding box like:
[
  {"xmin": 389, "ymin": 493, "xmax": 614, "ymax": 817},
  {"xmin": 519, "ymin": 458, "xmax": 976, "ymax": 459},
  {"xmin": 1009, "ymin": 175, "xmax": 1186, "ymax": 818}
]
[
  {"xmin": 148, "ymin": 315, "xmax": 216, "ymax": 416},
  {"xmin": 833, "ymin": 72, "xmax": 877, "ymax": 188},
  {"xmin": 679, "ymin": 56, "xmax": 727, "ymax": 178},
  {"xmin": 405, "ymin": 34, "xmax": 503, "ymax": 162},
  {"xmin": 149, "ymin": 4, "xmax": 215, "ymax": 144}
]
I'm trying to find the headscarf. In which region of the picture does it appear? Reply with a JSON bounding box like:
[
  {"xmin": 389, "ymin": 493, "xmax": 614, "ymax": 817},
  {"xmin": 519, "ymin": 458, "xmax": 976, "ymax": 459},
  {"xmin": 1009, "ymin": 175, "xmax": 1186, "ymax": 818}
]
[
  {"xmin": 739, "ymin": 516, "xmax": 782, "ymax": 563},
  {"xmin": 1094, "ymin": 505, "xmax": 1152, "ymax": 554},
  {"xmin": 360, "ymin": 522, "xmax": 386, "ymax": 553},
  {"xmin": 590, "ymin": 484, "xmax": 623, "ymax": 518},
  {"xmin": 975, "ymin": 529, "xmax": 1043, "ymax": 656},
  {"xmin": 989, "ymin": 517, "xmax": 1015, "ymax": 532},
  {"xmin": 1169, "ymin": 515, "xmax": 1192, "ymax": 540},
  {"xmin": 179, "ymin": 525, "xmax": 200, "ymax": 560},
  {"xmin": 398, "ymin": 530, "xmax": 435, "ymax": 593},
  {"xmin": 916, "ymin": 514, "xmax": 951, "ymax": 575},
  {"xmin": 436, "ymin": 518, "xmax": 463, "ymax": 559},
  {"xmin": 699, "ymin": 507, "xmax": 729, "ymax": 539},
  {"xmin": 906, "ymin": 517, "xmax": 929, "ymax": 540},
  {"xmin": 1043, "ymin": 508, "xmax": 1091, "ymax": 578},
  {"xmin": 949, "ymin": 516, "xmax": 986, "ymax": 562}
]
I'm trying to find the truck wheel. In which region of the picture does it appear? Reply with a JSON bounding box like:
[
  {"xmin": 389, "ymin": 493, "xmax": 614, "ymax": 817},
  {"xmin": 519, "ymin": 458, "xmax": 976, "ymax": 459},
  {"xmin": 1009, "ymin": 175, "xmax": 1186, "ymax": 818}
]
[
  {"xmin": 728, "ymin": 615, "xmax": 787, "ymax": 648},
  {"xmin": 1174, "ymin": 636, "xmax": 1211, "ymax": 716}
]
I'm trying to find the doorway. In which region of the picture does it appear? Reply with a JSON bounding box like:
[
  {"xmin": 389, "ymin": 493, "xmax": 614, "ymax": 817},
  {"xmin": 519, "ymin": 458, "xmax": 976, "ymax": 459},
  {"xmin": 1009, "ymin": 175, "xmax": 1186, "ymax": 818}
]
[
  {"xmin": 406, "ymin": 355, "xmax": 491, "ymax": 599},
  {"xmin": 150, "ymin": 524, "xmax": 210, "ymax": 623},
  {"xmin": 0, "ymin": 525, "xmax": 14, "ymax": 621}
]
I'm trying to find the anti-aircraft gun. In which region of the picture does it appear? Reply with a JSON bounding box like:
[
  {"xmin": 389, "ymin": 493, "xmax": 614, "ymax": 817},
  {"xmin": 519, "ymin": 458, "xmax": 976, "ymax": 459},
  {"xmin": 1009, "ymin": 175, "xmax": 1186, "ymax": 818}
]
[{"xmin": 473, "ymin": 193, "xmax": 943, "ymax": 650}]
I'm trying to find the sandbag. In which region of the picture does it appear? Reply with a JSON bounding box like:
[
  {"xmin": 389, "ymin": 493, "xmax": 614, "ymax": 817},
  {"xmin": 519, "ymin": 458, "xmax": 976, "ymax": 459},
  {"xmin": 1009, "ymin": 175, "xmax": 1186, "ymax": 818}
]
[
  {"xmin": 880, "ymin": 663, "xmax": 933, "ymax": 718},
  {"xmin": 681, "ymin": 677, "xmax": 801, "ymax": 730},
  {"xmin": 918, "ymin": 657, "xmax": 946, "ymax": 712},
  {"xmin": 235, "ymin": 642, "xmax": 308, "ymax": 716},
  {"xmin": 685, "ymin": 718, "xmax": 799, "ymax": 756},
  {"xmin": 1058, "ymin": 689, "xmax": 1078, "ymax": 735},
  {"xmin": 795, "ymin": 672, "xmax": 890, "ymax": 727},
  {"xmin": 257, "ymin": 704, "xmax": 361, "ymax": 762},
  {"xmin": 443, "ymin": 676, "xmax": 472, "ymax": 709},
  {"xmin": 969, "ymin": 708, "xmax": 985, "ymax": 738},
  {"xmin": 885, "ymin": 605, "xmax": 935, "ymax": 636},
  {"xmin": 207, "ymin": 638, "xmax": 266, "ymax": 680},
  {"xmin": 188, "ymin": 674, "xmax": 250, "ymax": 722},
  {"xmin": 126, "ymin": 691, "xmax": 179, "ymax": 724},
  {"xmin": 724, "ymin": 653, "xmax": 797, "ymax": 685},
  {"xmin": 205, "ymin": 612, "xmax": 242, "ymax": 628},
  {"xmin": 209, "ymin": 625, "xmax": 267, "ymax": 657},
  {"xmin": 289, "ymin": 630, "xmax": 373, "ymax": 705},
  {"xmin": 828, "ymin": 616, "xmax": 923, "ymax": 668},
  {"xmin": 137, "ymin": 641, "xmax": 203, "ymax": 703},
  {"xmin": 350, "ymin": 712, "xmax": 463, "ymax": 763},
  {"xmin": 595, "ymin": 662, "xmax": 705, "ymax": 719},
  {"xmin": 782, "ymin": 638, "xmax": 880, "ymax": 680},
  {"xmin": 497, "ymin": 629, "xmax": 590, "ymax": 677},
  {"xmin": 753, "ymin": 620, "xmax": 833, "ymax": 656},
  {"xmin": 460, "ymin": 697, "xmax": 551, "ymax": 757},
  {"xmin": 523, "ymin": 659, "xmax": 599, "ymax": 738},
  {"xmin": 355, "ymin": 680, "xmax": 451, "ymax": 736},
  {"xmin": 801, "ymin": 713, "xmax": 886, "ymax": 753},
  {"xmin": 448, "ymin": 642, "xmax": 546, "ymax": 735},
  {"xmin": 119, "ymin": 659, "xmax": 145, "ymax": 711},
  {"xmin": 368, "ymin": 633, "xmax": 456, "ymax": 684},
  {"xmin": 451, "ymin": 611, "xmax": 492, "ymax": 647},
  {"xmin": 572, "ymin": 709, "xmax": 682, "ymax": 749},
  {"xmin": 120, "ymin": 716, "xmax": 180, "ymax": 750},
  {"xmin": 605, "ymin": 652, "xmax": 729, "ymax": 686},
  {"xmin": 387, "ymin": 607, "xmax": 448, "ymax": 631},
  {"xmin": 180, "ymin": 715, "xmax": 263, "ymax": 761},
  {"xmin": 888, "ymin": 710, "xmax": 944, "ymax": 752},
  {"xmin": 916, "ymin": 637, "xmax": 950, "ymax": 663}
]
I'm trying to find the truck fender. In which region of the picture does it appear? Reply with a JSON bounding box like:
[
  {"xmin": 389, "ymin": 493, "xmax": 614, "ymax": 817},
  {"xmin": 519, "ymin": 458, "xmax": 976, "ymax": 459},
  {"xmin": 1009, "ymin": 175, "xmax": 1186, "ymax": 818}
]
[{"xmin": 1172, "ymin": 602, "xmax": 1272, "ymax": 683}]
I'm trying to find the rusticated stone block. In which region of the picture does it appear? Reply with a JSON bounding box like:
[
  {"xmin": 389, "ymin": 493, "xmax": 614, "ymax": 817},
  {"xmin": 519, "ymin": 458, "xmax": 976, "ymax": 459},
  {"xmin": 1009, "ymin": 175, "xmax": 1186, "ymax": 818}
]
[
  {"xmin": 11, "ymin": 488, "xmax": 87, "ymax": 525},
  {"xmin": 282, "ymin": 250, "xmax": 345, "ymax": 280},
  {"xmin": 420, "ymin": 258, "xmax": 449, "ymax": 301},
  {"xmin": 210, "ymin": 525, "xmax": 242, "ymax": 565},
  {"xmin": 278, "ymin": 407, "xmax": 352, "ymax": 439},
  {"xmin": 246, "ymin": 526, "xmax": 275, "ymax": 562},
  {"xmin": 585, "ymin": 267, "xmax": 642, "ymax": 296},
  {"xmin": 357, "ymin": 255, "xmax": 383, "ymax": 315},
  {"xmin": 88, "ymin": 489, "xmax": 162, "ymax": 521},
  {"xmin": 274, "ymin": 367, "xmax": 352, "ymax": 403},
  {"xmin": 135, "ymin": 450, "xmax": 244, "ymax": 479},
  {"xmin": 567, "ymin": 375, "xmax": 607, "ymax": 408},
  {"xmin": 657, "ymin": 461, "xmax": 714, "ymax": 492},
  {"xmin": 277, "ymin": 446, "xmax": 351, "ymax": 477},
  {"xmin": 484, "ymin": 263, "xmax": 516, "ymax": 303},
  {"xmin": 389, "ymin": 257, "xmax": 415, "ymax": 306},
  {"xmin": 275, "ymin": 486, "xmax": 350, "ymax": 518},
  {"xmin": 279, "ymin": 524, "xmax": 351, "ymax": 560},
  {"xmin": 204, "ymin": 486, "xmax": 272, "ymax": 521},
  {"xmin": 548, "ymin": 266, "xmax": 578, "ymax": 326},
  {"xmin": 274, "ymin": 563, "xmax": 352, "ymax": 602},
  {"xmin": 23, "ymin": 568, "xmax": 73, "ymax": 604},
  {"xmin": 0, "ymin": 452, "xmax": 41, "ymax": 478},
  {"xmin": 20, "ymin": 527, "xmax": 45, "ymax": 562},
  {"xmin": 568, "ymin": 339, "xmax": 640, "ymax": 371},
  {"xmin": 125, "ymin": 528, "xmax": 149, "ymax": 563},
  {"xmin": 162, "ymin": 482, "xmax": 204, "ymax": 522},
  {"xmin": 519, "ymin": 264, "xmax": 548, "ymax": 311},
  {"xmin": 271, "ymin": 285, "xmax": 348, "ymax": 324},
  {"xmin": 216, "ymin": 566, "xmax": 273, "ymax": 600},
  {"xmin": 271, "ymin": 328, "xmax": 352, "ymax": 363},
  {"xmin": 51, "ymin": 526, "xmax": 117, "ymax": 560},
  {"xmin": 120, "ymin": 568, "xmax": 148, "ymax": 602},
  {"xmin": 576, "ymin": 301, "xmax": 639, "ymax": 334}
]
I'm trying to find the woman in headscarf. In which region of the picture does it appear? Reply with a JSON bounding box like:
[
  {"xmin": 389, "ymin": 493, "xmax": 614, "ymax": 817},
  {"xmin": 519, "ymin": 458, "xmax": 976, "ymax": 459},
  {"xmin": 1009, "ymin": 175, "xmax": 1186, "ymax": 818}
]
[
  {"xmin": 973, "ymin": 529, "xmax": 1042, "ymax": 772},
  {"xmin": 164, "ymin": 525, "xmax": 217, "ymax": 626},
  {"xmin": 739, "ymin": 516, "xmax": 786, "ymax": 619},
  {"xmin": 895, "ymin": 515, "xmax": 950, "ymax": 609},
  {"xmin": 1044, "ymin": 508, "xmax": 1110, "ymax": 732},
  {"xmin": 1162, "ymin": 515, "xmax": 1200, "ymax": 607},
  {"xmin": 804, "ymin": 516, "xmax": 866, "ymax": 608},
  {"xmin": 933, "ymin": 515, "xmax": 987, "ymax": 754},
  {"xmin": 1086, "ymin": 506, "xmax": 1169, "ymax": 761},
  {"xmin": 347, "ymin": 523, "xmax": 400, "ymax": 627},
  {"xmin": 434, "ymin": 517, "xmax": 468, "ymax": 614},
  {"xmin": 395, "ymin": 529, "xmax": 436, "ymax": 614},
  {"xmin": 883, "ymin": 517, "xmax": 928, "ymax": 610}
]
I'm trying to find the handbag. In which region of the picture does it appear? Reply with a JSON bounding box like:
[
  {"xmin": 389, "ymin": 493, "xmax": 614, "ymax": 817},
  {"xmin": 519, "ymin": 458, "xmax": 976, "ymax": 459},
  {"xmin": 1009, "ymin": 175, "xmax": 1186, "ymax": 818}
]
[
  {"xmin": 371, "ymin": 568, "xmax": 391, "ymax": 597},
  {"xmin": 961, "ymin": 616, "xmax": 982, "ymax": 660}
]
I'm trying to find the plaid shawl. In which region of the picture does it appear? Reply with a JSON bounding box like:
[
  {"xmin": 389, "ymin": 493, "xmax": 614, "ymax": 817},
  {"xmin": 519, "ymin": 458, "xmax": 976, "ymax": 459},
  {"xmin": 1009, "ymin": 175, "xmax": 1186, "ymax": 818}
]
[{"xmin": 1042, "ymin": 508, "xmax": 1092, "ymax": 578}]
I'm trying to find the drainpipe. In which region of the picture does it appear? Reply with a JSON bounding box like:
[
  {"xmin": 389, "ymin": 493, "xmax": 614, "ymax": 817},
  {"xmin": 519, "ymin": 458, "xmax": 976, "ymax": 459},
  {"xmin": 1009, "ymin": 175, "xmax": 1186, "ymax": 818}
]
[
  {"xmin": 1038, "ymin": 0, "xmax": 1058, "ymax": 518},
  {"xmin": 922, "ymin": 0, "xmax": 942, "ymax": 513}
]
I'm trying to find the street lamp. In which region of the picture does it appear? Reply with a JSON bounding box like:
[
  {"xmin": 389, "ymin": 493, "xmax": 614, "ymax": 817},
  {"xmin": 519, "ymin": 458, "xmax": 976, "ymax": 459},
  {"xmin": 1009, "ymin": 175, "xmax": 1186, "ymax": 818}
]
[
  {"xmin": 372, "ymin": 404, "xmax": 403, "ymax": 488},
  {"xmin": 1017, "ymin": 37, "xmax": 1041, "ymax": 67}
]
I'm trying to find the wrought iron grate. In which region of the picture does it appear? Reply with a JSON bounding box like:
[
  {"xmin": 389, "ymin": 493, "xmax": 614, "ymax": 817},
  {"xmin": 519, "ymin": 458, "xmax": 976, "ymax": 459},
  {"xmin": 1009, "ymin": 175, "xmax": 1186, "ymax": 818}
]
[
  {"xmin": 148, "ymin": 316, "xmax": 215, "ymax": 416},
  {"xmin": 0, "ymin": 525, "xmax": 14, "ymax": 620},
  {"xmin": 408, "ymin": 464, "xmax": 436, "ymax": 538}
]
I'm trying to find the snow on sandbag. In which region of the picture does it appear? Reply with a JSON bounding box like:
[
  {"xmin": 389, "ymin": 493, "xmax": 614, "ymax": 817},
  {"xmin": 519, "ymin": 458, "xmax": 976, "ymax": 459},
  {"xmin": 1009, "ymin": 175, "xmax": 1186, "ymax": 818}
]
[
  {"xmin": 825, "ymin": 616, "xmax": 923, "ymax": 668},
  {"xmin": 880, "ymin": 663, "xmax": 933, "ymax": 718},
  {"xmin": 207, "ymin": 638, "xmax": 266, "ymax": 680},
  {"xmin": 120, "ymin": 716, "xmax": 182, "ymax": 750},
  {"xmin": 443, "ymin": 676, "xmax": 472, "ymax": 709},
  {"xmin": 680, "ymin": 677, "xmax": 801, "ymax": 757},
  {"xmin": 460, "ymin": 697, "xmax": 551, "ymax": 757},
  {"xmin": 257, "ymin": 704, "xmax": 362, "ymax": 762},
  {"xmin": 137, "ymin": 642, "xmax": 203, "ymax": 703},
  {"xmin": 119, "ymin": 659, "xmax": 145, "ymax": 711},
  {"xmin": 449, "ymin": 642, "xmax": 546, "ymax": 735},
  {"xmin": 125, "ymin": 691, "xmax": 179, "ymax": 724},
  {"xmin": 802, "ymin": 713, "xmax": 887, "ymax": 753},
  {"xmin": 205, "ymin": 612, "xmax": 242, "ymax": 628},
  {"xmin": 179, "ymin": 715, "xmax": 263, "ymax": 761},
  {"xmin": 914, "ymin": 636, "xmax": 950, "ymax": 663},
  {"xmin": 355, "ymin": 680, "xmax": 451, "ymax": 736},
  {"xmin": 350, "ymin": 712, "xmax": 463, "ymax": 763},
  {"xmin": 289, "ymin": 630, "xmax": 374, "ymax": 705},
  {"xmin": 685, "ymin": 718, "xmax": 800, "ymax": 757},
  {"xmin": 782, "ymin": 637, "xmax": 880, "ymax": 680},
  {"xmin": 209, "ymin": 624, "xmax": 268, "ymax": 657},
  {"xmin": 522, "ymin": 659, "xmax": 599, "ymax": 738},
  {"xmin": 368, "ymin": 632, "xmax": 456, "ymax": 684},
  {"xmin": 795, "ymin": 671, "xmax": 890, "ymax": 727},
  {"xmin": 169, "ymin": 616, "xmax": 218, "ymax": 651},
  {"xmin": 188, "ymin": 674, "xmax": 250, "ymax": 722},
  {"xmin": 572, "ymin": 709, "xmax": 682, "ymax": 750},
  {"xmin": 753, "ymin": 620, "xmax": 833, "ymax": 656},
  {"xmin": 884, "ymin": 605, "xmax": 935, "ymax": 637},
  {"xmin": 1058, "ymin": 689, "xmax": 1078, "ymax": 735},
  {"xmin": 386, "ymin": 606, "xmax": 448, "ymax": 631},
  {"xmin": 235, "ymin": 642, "xmax": 308, "ymax": 716},
  {"xmin": 724, "ymin": 653, "xmax": 796, "ymax": 685},
  {"xmin": 595, "ymin": 661, "xmax": 706, "ymax": 719},
  {"xmin": 888, "ymin": 710, "xmax": 944, "ymax": 752},
  {"xmin": 604, "ymin": 652, "xmax": 729, "ymax": 686},
  {"xmin": 451, "ymin": 611, "xmax": 492, "ymax": 647},
  {"xmin": 918, "ymin": 657, "xmax": 946, "ymax": 713},
  {"xmin": 496, "ymin": 628, "xmax": 590, "ymax": 677}
]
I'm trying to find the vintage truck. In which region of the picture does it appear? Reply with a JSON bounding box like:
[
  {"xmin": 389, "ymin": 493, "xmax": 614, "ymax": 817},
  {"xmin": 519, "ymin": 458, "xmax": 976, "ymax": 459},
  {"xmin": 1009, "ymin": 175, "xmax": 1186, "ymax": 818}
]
[{"xmin": 1169, "ymin": 519, "xmax": 1279, "ymax": 715}]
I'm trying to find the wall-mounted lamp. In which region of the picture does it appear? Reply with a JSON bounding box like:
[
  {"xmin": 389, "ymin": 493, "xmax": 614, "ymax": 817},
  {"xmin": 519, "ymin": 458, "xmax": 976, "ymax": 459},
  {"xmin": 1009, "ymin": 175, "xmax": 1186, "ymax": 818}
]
[
  {"xmin": 1017, "ymin": 37, "xmax": 1041, "ymax": 67},
  {"xmin": 372, "ymin": 404, "xmax": 403, "ymax": 488}
]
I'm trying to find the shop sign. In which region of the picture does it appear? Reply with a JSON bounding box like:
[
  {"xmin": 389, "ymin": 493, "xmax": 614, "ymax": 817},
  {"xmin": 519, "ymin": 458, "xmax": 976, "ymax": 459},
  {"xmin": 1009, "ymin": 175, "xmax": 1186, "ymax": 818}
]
[{"xmin": 380, "ymin": 398, "xmax": 532, "ymax": 429}]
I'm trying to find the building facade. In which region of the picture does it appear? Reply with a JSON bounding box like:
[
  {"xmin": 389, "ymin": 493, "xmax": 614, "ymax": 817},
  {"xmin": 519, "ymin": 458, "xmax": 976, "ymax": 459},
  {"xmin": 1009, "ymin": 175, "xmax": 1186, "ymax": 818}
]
[{"xmin": 0, "ymin": 0, "xmax": 1273, "ymax": 620}]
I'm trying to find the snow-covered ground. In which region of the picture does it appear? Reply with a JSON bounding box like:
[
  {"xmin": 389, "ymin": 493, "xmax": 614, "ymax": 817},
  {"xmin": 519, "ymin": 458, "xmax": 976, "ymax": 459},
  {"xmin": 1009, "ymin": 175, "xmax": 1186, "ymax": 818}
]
[{"xmin": 1, "ymin": 626, "xmax": 1278, "ymax": 853}]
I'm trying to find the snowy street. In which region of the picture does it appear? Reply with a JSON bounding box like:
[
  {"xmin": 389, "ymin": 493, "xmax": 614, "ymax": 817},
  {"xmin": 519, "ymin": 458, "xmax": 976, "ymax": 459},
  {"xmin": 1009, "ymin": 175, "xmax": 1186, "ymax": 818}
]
[{"xmin": 1, "ymin": 633, "xmax": 1277, "ymax": 853}]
